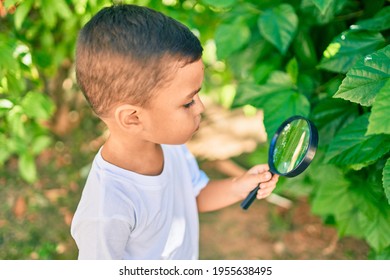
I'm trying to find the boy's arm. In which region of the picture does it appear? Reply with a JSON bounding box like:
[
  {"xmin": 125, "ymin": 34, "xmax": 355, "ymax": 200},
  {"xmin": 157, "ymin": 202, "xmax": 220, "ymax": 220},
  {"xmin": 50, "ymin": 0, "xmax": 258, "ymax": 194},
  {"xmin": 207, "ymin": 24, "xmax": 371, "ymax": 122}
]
[{"xmin": 196, "ymin": 164, "xmax": 279, "ymax": 212}]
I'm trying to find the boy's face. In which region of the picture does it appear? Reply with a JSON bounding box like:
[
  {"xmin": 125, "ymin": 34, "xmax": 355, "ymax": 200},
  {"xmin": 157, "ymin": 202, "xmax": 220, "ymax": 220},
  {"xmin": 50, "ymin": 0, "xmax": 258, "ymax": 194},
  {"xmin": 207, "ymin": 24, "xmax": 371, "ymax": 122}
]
[{"xmin": 140, "ymin": 59, "xmax": 205, "ymax": 145}]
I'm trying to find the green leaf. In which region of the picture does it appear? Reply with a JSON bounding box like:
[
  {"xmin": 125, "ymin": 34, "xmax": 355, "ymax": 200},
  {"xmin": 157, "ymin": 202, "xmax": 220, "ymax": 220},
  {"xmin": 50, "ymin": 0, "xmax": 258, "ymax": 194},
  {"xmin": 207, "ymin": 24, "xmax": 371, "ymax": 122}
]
[
  {"xmin": 345, "ymin": 178, "xmax": 390, "ymax": 252},
  {"xmin": 258, "ymin": 4, "xmax": 298, "ymax": 54},
  {"xmin": 202, "ymin": 0, "xmax": 237, "ymax": 9},
  {"xmin": 367, "ymin": 79, "xmax": 390, "ymax": 135},
  {"xmin": 335, "ymin": 207, "xmax": 366, "ymax": 238},
  {"xmin": 311, "ymin": 98, "xmax": 359, "ymax": 145},
  {"xmin": 292, "ymin": 28, "xmax": 318, "ymax": 67},
  {"xmin": 227, "ymin": 40, "xmax": 273, "ymax": 81},
  {"xmin": 18, "ymin": 153, "xmax": 37, "ymax": 183},
  {"xmin": 352, "ymin": 6, "xmax": 390, "ymax": 32},
  {"xmin": 215, "ymin": 21, "xmax": 251, "ymax": 59},
  {"xmin": 31, "ymin": 135, "xmax": 52, "ymax": 155},
  {"xmin": 7, "ymin": 105, "xmax": 26, "ymax": 138},
  {"xmin": 14, "ymin": 0, "xmax": 33, "ymax": 30},
  {"xmin": 311, "ymin": 164, "xmax": 353, "ymax": 216},
  {"xmin": 21, "ymin": 92, "xmax": 55, "ymax": 120},
  {"xmin": 359, "ymin": 201, "xmax": 390, "ymax": 251},
  {"xmin": 318, "ymin": 30, "xmax": 385, "ymax": 74},
  {"xmin": 4, "ymin": 0, "xmax": 18, "ymax": 7},
  {"xmin": 267, "ymin": 71, "xmax": 293, "ymax": 86},
  {"xmin": 300, "ymin": 0, "xmax": 348, "ymax": 25},
  {"xmin": 325, "ymin": 114, "xmax": 390, "ymax": 170},
  {"xmin": 0, "ymin": 135, "xmax": 12, "ymax": 165},
  {"xmin": 384, "ymin": 158, "xmax": 390, "ymax": 205},
  {"xmin": 286, "ymin": 58, "xmax": 298, "ymax": 85},
  {"xmin": 263, "ymin": 91, "xmax": 310, "ymax": 137},
  {"xmin": 334, "ymin": 45, "xmax": 390, "ymax": 106},
  {"xmin": 40, "ymin": 0, "xmax": 57, "ymax": 28},
  {"xmin": 373, "ymin": 247, "xmax": 390, "ymax": 260},
  {"xmin": 307, "ymin": 0, "xmax": 333, "ymax": 15},
  {"xmin": 0, "ymin": 37, "xmax": 18, "ymax": 71},
  {"xmin": 232, "ymin": 82, "xmax": 309, "ymax": 136},
  {"xmin": 0, "ymin": 99, "xmax": 14, "ymax": 109},
  {"xmin": 53, "ymin": 0, "xmax": 72, "ymax": 19},
  {"xmin": 233, "ymin": 82, "xmax": 293, "ymax": 108}
]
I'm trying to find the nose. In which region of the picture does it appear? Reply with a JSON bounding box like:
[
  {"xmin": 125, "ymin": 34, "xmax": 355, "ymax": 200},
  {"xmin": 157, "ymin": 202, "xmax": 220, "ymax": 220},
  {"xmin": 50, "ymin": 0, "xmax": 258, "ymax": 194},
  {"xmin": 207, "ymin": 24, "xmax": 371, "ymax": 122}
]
[{"xmin": 195, "ymin": 94, "xmax": 205, "ymax": 115}]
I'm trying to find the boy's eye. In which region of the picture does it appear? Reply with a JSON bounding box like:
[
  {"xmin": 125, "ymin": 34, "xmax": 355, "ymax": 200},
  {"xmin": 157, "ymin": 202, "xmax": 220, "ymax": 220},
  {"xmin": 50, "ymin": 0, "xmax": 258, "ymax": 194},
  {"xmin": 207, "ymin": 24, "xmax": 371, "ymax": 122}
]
[{"xmin": 183, "ymin": 99, "xmax": 195, "ymax": 108}]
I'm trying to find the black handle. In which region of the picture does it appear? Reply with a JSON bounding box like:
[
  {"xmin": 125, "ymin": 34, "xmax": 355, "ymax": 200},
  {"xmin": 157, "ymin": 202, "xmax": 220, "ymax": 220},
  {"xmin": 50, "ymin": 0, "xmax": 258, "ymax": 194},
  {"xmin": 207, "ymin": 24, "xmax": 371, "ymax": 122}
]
[{"xmin": 240, "ymin": 184, "xmax": 260, "ymax": 210}]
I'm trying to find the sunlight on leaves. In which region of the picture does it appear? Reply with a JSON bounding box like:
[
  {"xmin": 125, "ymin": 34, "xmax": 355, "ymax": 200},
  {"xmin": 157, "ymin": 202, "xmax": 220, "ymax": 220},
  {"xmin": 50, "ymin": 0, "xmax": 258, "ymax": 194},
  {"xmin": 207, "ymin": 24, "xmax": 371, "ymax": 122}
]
[
  {"xmin": 323, "ymin": 42, "xmax": 340, "ymax": 58},
  {"xmin": 334, "ymin": 45, "xmax": 390, "ymax": 106}
]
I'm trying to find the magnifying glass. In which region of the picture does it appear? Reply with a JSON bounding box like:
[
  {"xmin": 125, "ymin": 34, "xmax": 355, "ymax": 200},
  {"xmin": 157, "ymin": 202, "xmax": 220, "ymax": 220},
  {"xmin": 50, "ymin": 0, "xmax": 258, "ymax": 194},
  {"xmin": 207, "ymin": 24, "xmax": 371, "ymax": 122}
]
[{"xmin": 241, "ymin": 115, "xmax": 318, "ymax": 210}]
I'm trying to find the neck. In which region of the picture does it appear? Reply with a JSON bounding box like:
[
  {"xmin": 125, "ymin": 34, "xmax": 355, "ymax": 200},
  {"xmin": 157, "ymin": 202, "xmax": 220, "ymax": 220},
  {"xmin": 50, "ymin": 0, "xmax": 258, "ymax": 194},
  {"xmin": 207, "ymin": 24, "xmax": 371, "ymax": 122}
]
[{"xmin": 101, "ymin": 135, "xmax": 164, "ymax": 176}]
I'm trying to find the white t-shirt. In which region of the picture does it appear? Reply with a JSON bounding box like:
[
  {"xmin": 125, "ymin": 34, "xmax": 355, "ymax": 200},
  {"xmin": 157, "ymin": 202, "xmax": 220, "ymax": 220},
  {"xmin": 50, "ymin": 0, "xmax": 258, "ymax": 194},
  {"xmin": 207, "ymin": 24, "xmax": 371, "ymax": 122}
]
[{"xmin": 71, "ymin": 144, "xmax": 209, "ymax": 260}]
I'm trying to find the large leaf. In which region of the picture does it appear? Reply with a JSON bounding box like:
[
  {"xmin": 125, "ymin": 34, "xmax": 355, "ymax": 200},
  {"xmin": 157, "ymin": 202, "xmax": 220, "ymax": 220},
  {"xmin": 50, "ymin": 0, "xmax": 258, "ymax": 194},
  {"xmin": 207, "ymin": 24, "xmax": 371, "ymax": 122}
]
[
  {"xmin": 262, "ymin": 91, "xmax": 310, "ymax": 137},
  {"xmin": 334, "ymin": 45, "xmax": 390, "ymax": 106},
  {"xmin": 374, "ymin": 247, "xmax": 390, "ymax": 260},
  {"xmin": 215, "ymin": 21, "xmax": 251, "ymax": 59},
  {"xmin": 300, "ymin": 0, "xmax": 348, "ymax": 25},
  {"xmin": 18, "ymin": 153, "xmax": 37, "ymax": 183},
  {"xmin": 312, "ymin": 164, "xmax": 390, "ymax": 250},
  {"xmin": 311, "ymin": 98, "xmax": 359, "ymax": 145},
  {"xmin": 311, "ymin": 165, "xmax": 353, "ymax": 216},
  {"xmin": 325, "ymin": 114, "xmax": 390, "ymax": 170},
  {"xmin": 367, "ymin": 79, "xmax": 390, "ymax": 135},
  {"xmin": 21, "ymin": 92, "xmax": 55, "ymax": 120},
  {"xmin": 202, "ymin": 0, "xmax": 237, "ymax": 9},
  {"xmin": 233, "ymin": 82, "xmax": 310, "ymax": 136},
  {"xmin": 359, "ymin": 199, "xmax": 390, "ymax": 251},
  {"xmin": 318, "ymin": 30, "xmax": 385, "ymax": 74},
  {"xmin": 352, "ymin": 6, "xmax": 390, "ymax": 32},
  {"xmin": 0, "ymin": 36, "xmax": 18, "ymax": 71},
  {"xmin": 13, "ymin": 0, "xmax": 33, "ymax": 30},
  {"xmin": 384, "ymin": 158, "xmax": 390, "ymax": 205},
  {"xmin": 307, "ymin": 0, "xmax": 333, "ymax": 15},
  {"xmin": 257, "ymin": 4, "xmax": 298, "ymax": 54},
  {"xmin": 233, "ymin": 82, "xmax": 293, "ymax": 108}
]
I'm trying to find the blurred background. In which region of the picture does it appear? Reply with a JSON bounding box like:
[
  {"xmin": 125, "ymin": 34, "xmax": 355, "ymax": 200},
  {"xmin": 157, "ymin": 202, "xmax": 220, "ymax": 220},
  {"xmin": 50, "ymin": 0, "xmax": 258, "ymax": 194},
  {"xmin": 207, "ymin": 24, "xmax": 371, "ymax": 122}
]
[{"xmin": 0, "ymin": 0, "xmax": 389, "ymax": 259}]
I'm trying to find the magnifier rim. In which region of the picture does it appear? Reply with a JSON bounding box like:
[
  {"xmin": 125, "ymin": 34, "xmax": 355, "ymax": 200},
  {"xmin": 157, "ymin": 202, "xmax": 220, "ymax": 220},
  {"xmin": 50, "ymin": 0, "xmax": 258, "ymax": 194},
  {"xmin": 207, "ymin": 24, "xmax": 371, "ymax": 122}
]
[{"xmin": 268, "ymin": 115, "xmax": 318, "ymax": 177}]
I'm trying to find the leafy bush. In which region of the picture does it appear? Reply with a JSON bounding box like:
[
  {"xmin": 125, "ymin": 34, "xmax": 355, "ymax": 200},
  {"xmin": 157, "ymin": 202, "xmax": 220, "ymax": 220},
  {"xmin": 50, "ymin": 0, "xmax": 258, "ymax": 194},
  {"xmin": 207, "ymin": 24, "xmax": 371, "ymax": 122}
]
[{"xmin": 208, "ymin": 0, "xmax": 390, "ymax": 257}]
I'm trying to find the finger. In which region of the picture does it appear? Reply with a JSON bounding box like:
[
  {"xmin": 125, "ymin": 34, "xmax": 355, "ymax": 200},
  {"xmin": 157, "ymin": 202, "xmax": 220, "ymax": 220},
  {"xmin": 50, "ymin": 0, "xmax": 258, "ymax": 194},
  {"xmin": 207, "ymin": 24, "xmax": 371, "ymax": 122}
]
[
  {"xmin": 259, "ymin": 178, "xmax": 278, "ymax": 191},
  {"xmin": 256, "ymin": 188, "xmax": 272, "ymax": 199},
  {"xmin": 256, "ymin": 171, "xmax": 272, "ymax": 183},
  {"xmin": 248, "ymin": 164, "xmax": 269, "ymax": 175},
  {"xmin": 261, "ymin": 174, "xmax": 279, "ymax": 186}
]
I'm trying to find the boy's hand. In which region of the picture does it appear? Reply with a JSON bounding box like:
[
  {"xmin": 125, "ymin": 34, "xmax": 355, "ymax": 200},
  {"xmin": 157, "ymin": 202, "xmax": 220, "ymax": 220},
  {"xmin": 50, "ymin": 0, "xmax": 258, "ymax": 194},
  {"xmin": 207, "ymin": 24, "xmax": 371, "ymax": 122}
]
[{"xmin": 233, "ymin": 164, "xmax": 279, "ymax": 200}]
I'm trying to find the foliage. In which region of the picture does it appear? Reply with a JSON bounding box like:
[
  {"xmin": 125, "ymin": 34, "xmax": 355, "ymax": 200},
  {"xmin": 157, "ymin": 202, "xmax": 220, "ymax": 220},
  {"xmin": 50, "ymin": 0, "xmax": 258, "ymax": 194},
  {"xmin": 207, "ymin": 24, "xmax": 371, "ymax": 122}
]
[
  {"xmin": 0, "ymin": 0, "xmax": 108, "ymax": 182},
  {"xmin": 207, "ymin": 0, "xmax": 390, "ymax": 257},
  {"xmin": 1, "ymin": 0, "xmax": 389, "ymax": 259}
]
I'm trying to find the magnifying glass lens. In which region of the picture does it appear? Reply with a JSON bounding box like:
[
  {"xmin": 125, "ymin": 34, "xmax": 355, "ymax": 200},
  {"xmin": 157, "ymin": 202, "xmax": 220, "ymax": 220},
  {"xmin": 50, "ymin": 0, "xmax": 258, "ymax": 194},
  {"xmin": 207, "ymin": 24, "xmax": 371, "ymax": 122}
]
[
  {"xmin": 272, "ymin": 119, "xmax": 310, "ymax": 174},
  {"xmin": 241, "ymin": 115, "xmax": 318, "ymax": 210}
]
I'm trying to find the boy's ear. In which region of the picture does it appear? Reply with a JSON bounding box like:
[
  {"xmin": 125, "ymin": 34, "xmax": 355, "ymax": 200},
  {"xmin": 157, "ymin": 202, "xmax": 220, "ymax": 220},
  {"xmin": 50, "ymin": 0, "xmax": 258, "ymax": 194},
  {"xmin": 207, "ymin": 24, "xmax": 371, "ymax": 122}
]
[{"xmin": 114, "ymin": 104, "xmax": 143, "ymax": 131}]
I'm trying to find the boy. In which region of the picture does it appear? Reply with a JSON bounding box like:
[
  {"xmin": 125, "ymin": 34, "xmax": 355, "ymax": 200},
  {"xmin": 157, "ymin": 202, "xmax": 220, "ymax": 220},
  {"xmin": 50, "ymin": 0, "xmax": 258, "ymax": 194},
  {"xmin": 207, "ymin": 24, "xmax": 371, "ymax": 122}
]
[{"xmin": 71, "ymin": 4, "xmax": 279, "ymax": 260}]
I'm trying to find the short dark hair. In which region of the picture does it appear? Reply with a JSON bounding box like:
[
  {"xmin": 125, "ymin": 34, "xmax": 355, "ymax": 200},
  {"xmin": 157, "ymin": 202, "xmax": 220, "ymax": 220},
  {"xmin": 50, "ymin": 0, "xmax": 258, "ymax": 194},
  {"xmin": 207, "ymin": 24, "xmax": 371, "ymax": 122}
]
[{"xmin": 76, "ymin": 4, "xmax": 203, "ymax": 116}]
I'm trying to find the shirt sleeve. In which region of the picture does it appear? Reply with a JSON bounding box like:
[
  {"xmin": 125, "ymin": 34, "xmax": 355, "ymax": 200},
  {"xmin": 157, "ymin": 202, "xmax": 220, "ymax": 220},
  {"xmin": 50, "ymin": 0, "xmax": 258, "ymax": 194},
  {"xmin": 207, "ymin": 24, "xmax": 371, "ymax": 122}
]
[
  {"xmin": 72, "ymin": 217, "xmax": 131, "ymax": 260},
  {"xmin": 180, "ymin": 145, "xmax": 209, "ymax": 197}
]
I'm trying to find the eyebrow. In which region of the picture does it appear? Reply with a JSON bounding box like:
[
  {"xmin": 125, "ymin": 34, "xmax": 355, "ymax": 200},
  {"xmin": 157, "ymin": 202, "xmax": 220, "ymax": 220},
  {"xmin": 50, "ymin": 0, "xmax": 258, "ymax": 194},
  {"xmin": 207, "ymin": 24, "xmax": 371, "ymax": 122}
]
[{"xmin": 186, "ymin": 87, "xmax": 202, "ymax": 99}]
